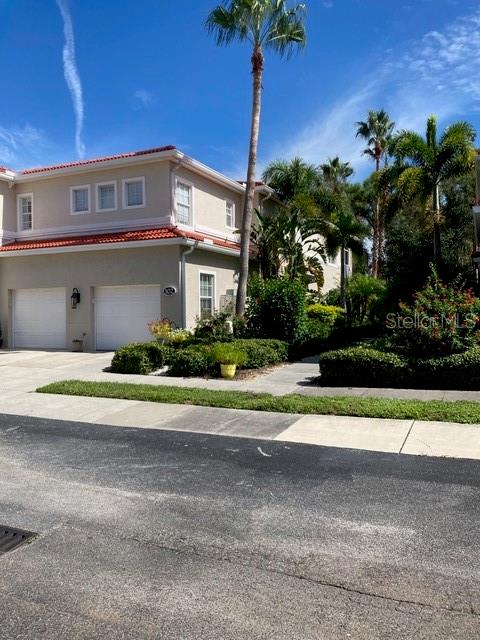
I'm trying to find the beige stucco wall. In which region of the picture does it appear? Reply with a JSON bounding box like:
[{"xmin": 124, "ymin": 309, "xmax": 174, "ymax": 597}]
[
  {"xmin": 174, "ymin": 166, "xmax": 243, "ymax": 236},
  {"xmin": 184, "ymin": 249, "xmax": 238, "ymax": 328},
  {"xmin": 0, "ymin": 245, "xmax": 181, "ymax": 350},
  {"xmin": 11, "ymin": 160, "xmax": 172, "ymax": 234},
  {"xmin": 0, "ymin": 180, "xmax": 16, "ymax": 233}
]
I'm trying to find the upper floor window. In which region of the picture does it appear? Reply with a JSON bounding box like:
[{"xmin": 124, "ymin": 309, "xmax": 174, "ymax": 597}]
[
  {"xmin": 123, "ymin": 177, "xmax": 145, "ymax": 209},
  {"xmin": 96, "ymin": 181, "xmax": 117, "ymax": 212},
  {"xmin": 18, "ymin": 194, "xmax": 33, "ymax": 231},
  {"xmin": 175, "ymin": 179, "xmax": 192, "ymax": 225},
  {"xmin": 226, "ymin": 201, "xmax": 235, "ymax": 228},
  {"xmin": 70, "ymin": 185, "xmax": 90, "ymax": 214}
]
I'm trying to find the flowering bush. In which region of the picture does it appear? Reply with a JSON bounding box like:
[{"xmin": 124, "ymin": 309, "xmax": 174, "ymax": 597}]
[
  {"xmin": 148, "ymin": 318, "xmax": 191, "ymax": 346},
  {"xmin": 387, "ymin": 271, "xmax": 480, "ymax": 357}
]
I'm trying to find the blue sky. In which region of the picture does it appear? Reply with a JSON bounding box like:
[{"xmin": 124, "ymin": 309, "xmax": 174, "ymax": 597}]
[{"xmin": 0, "ymin": 0, "xmax": 479, "ymax": 181}]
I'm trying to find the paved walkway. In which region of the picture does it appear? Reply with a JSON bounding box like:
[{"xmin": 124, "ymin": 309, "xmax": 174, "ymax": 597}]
[{"xmin": 0, "ymin": 350, "xmax": 479, "ymax": 460}]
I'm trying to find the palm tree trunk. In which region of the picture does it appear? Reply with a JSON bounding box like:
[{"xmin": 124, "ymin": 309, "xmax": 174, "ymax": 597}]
[
  {"xmin": 372, "ymin": 156, "xmax": 380, "ymax": 278},
  {"xmin": 433, "ymin": 183, "xmax": 441, "ymax": 265},
  {"xmin": 236, "ymin": 46, "xmax": 263, "ymax": 317},
  {"xmin": 340, "ymin": 244, "xmax": 346, "ymax": 312}
]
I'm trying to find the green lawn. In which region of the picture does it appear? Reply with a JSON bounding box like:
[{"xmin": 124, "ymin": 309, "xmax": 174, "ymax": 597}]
[{"xmin": 37, "ymin": 380, "xmax": 480, "ymax": 424}]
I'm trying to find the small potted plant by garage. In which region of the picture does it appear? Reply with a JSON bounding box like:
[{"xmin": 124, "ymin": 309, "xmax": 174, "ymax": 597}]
[
  {"xmin": 72, "ymin": 333, "xmax": 86, "ymax": 352},
  {"xmin": 211, "ymin": 344, "xmax": 245, "ymax": 380}
]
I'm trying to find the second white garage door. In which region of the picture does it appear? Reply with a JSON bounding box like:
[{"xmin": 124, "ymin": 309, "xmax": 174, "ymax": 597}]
[
  {"xmin": 95, "ymin": 285, "xmax": 161, "ymax": 351},
  {"xmin": 13, "ymin": 288, "xmax": 67, "ymax": 349}
]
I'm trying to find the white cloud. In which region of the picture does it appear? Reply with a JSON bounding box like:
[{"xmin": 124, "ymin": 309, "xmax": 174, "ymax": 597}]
[
  {"xmin": 56, "ymin": 0, "xmax": 85, "ymax": 158},
  {"xmin": 133, "ymin": 89, "xmax": 153, "ymax": 108},
  {"xmin": 0, "ymin": 124, "xmax": 51, "ymax": 168},
  {"xmin": 268, "ymin": 8, "xmax": 480, "ymax": 178}
]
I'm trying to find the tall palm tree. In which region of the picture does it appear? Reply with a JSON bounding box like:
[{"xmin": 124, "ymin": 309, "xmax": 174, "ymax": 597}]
[
  {"xmin": 206, "ymin": 0, "xmax": 307, "ymax": 316},
  {"xmin": 392, "ymin": 115, "xmax": 475, "ymax": 265},
  {"xmin": 355, "ymin": 109, "xmax": 395, "ymax": 277}
]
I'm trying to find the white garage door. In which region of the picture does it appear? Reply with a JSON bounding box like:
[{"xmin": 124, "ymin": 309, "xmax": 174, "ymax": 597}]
[
  {"xmin": 13, "ymin": 288, "xmax": 67, "ymax": 349},
  {"xmin": 95, "ymin": 285, "xmax": 161, "ymax": 351}
]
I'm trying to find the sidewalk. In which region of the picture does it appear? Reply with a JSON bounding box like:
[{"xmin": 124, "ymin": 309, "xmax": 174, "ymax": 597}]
[{"xmin": 0, "ymin": 350, "xmax": 479, "ymax": 460}]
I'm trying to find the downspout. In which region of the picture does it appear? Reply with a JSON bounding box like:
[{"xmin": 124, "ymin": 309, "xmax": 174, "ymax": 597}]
[{"xmin": 180, "ymin": 242, "xmax": 198, "ymax": 328}]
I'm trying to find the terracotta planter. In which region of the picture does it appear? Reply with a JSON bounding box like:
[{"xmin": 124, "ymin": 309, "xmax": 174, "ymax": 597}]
[{"xmin": 220, "ymin": 363, "xmax": 236, "ymax": 379}]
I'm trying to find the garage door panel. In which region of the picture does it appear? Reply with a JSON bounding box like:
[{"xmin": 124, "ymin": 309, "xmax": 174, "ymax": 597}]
[
  {"xmin": 96, "ymin": 285, "xmax": 161, "ymax": 351},
  {"xmin": 14, "ymin": 288, "xmax": 66, "ymax": 349}
]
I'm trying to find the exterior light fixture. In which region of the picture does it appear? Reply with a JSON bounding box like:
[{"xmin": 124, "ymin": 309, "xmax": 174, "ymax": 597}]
[{"xmin": 71, "ymin": 288, "xmax": 81, "ymax": 309}]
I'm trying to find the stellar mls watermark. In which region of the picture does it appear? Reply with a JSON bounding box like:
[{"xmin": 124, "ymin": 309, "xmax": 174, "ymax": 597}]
[{"xmin": 386, "ymin": 312, "xmax": 478, "ymax": 330}]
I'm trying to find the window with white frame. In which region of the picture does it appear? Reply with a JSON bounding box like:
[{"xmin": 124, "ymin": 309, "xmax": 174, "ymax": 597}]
[
  {"xmin": 96, "ymin": 182, "xmax": 117, "ymax": 211},
  {"xmin": 199, "ymin": 273, "xmax": 215, "ymax": 319},
  {"xmin": 71, "ymin": 185, "xmax": 90, "ymax": 214},
  {"xmin": 226, "ymin": 200, "xmax": 235, "ymax": 228},
  {"xmin": 175, "ymin": 179, "xmax": 192, "ymax": 225},
  {"xmin": 18, "ymin": 194, "xmax": 33, "ymax": 231},
  {"xmin": 123, "ymin": 177, "xmax": 145, "ymax": 209}
]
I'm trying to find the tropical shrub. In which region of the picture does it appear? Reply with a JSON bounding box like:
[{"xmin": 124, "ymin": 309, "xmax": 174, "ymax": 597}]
[
  {"xmin": 149, "ymin": 319, "xmax": 191, "ymax": 346},
  {"xmin": 319, "ymin": 347, "xmax": 409, "ymax": 387},
  {"xmin": 318, "ymin": 345, "xmax": 480, "ymax": 390},
  {"xmin": 306, "ymin": 303, "xmax": 344, "ymax": 325},
  {"xmin": 346, "ymin": 274, "xmax": 387, "ymax": 324},
  {"xmin": 247, "ymin": 276, "xmax": 306, "ymax": 343},
  {"xmin": 167, "ymin": 345, "xmax": 214, "ymax": 377},
  {"xmin": 111, "ymin": 342, "xmax": 171, "ymax": 375},
  {"xmin": 412, "ymin": 348, "xmax": 480, "ymax": 390},
  {"xmin": 389, "ymin": 271, "xmax": 480, "ymax": 357},
  {"xmin": 165, "ymin": 338, "xmax": 288, "ymax": 377},
  {"xmin": 232, "ymin": 338, "xmax": 288, "ymax": 368},
  {"xmin": 193, "ymin": 310, "xmax": 234, "ymax": 342}
]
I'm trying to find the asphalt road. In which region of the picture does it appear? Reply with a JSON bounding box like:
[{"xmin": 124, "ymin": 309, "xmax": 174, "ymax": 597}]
[{"xmin": 0, "ymin": 413, "xmax": 479, "ymax": 639}]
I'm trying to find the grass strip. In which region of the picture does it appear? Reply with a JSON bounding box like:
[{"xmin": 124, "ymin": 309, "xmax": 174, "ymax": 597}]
[{"xmin": 37, "ymin": 380, "xmax": 480, "ymax": 424}]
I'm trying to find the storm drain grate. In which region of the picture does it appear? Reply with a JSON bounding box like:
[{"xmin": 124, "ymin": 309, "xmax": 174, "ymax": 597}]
[{"xmin": 0, "ymin": 525, "xmax": 37, "ymax": 555}]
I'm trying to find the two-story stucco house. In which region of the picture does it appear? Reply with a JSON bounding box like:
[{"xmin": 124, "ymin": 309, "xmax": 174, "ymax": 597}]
[
  {"xmin": 0, "ymin": 145, "xmax": 263, "ymax": 351},
  {"xmin": 0, "ymin": 145, "xmax": 345, "ymax": 352}
]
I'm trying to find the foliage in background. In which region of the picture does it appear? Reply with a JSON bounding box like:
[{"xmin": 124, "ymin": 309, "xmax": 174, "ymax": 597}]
[
  {"xmin": 247, "ymin": 275, "xmax": 306, "ymax": 343},
  {"xmin": 306, "ymin": 303, "xmax": 344, "ymax": 325},
  {"xmin": 390, "ymin": 269, "xmax": 480, "ymax": 358},
  {"xmin": 389, "ymin": 115, "xmax": 475, "ymax": 265},
  {"xmin": 346, "ymin": 273, "xmax": 387, "ymax": 324}
]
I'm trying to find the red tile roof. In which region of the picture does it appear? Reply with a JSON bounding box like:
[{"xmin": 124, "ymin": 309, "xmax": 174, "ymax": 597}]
[
  {"xmin": 19, "ymin": 145, "xmax": 176, "ymax": 175},
  {"xmin": 0, "ymin": 226, "xmax": 241, "ymax": 253}
]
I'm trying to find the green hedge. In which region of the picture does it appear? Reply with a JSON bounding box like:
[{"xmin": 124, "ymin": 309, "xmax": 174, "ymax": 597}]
[
  {"xmin": 111, "ymin": 338, "xmax": 289, "ymax": 377},
  {"xmin": 167, "ymin": 338, "xmax": 289, "ymax": 378},
  {"xmin": 319, "ymin": 346, "xmax": 480, "ymax": 390},
  {"xmin": 110, "ymin": 342, "xmax": 172, "ymax": 375},
  {"xmin": 319, "ymin": 347, "xmax": 409, "ymax": 388},
  {"xmin": 306, "ymin": 304, "xmax": 344, "ymax": 324}
]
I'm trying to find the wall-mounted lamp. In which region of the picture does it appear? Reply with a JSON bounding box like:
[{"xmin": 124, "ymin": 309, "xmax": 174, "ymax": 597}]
[{"xmin": 71, "ymin": 288, "xmax": 81, "ymax": 309}]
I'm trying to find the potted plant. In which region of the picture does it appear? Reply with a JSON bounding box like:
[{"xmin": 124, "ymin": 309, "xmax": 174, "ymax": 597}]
[
  {"xmin": 211, "ymin": 344, "xmax": 245, "ymax": 379},
  {"xmin": 72, "ymin": 333, "xmax": 86, "ymax": 352}
]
